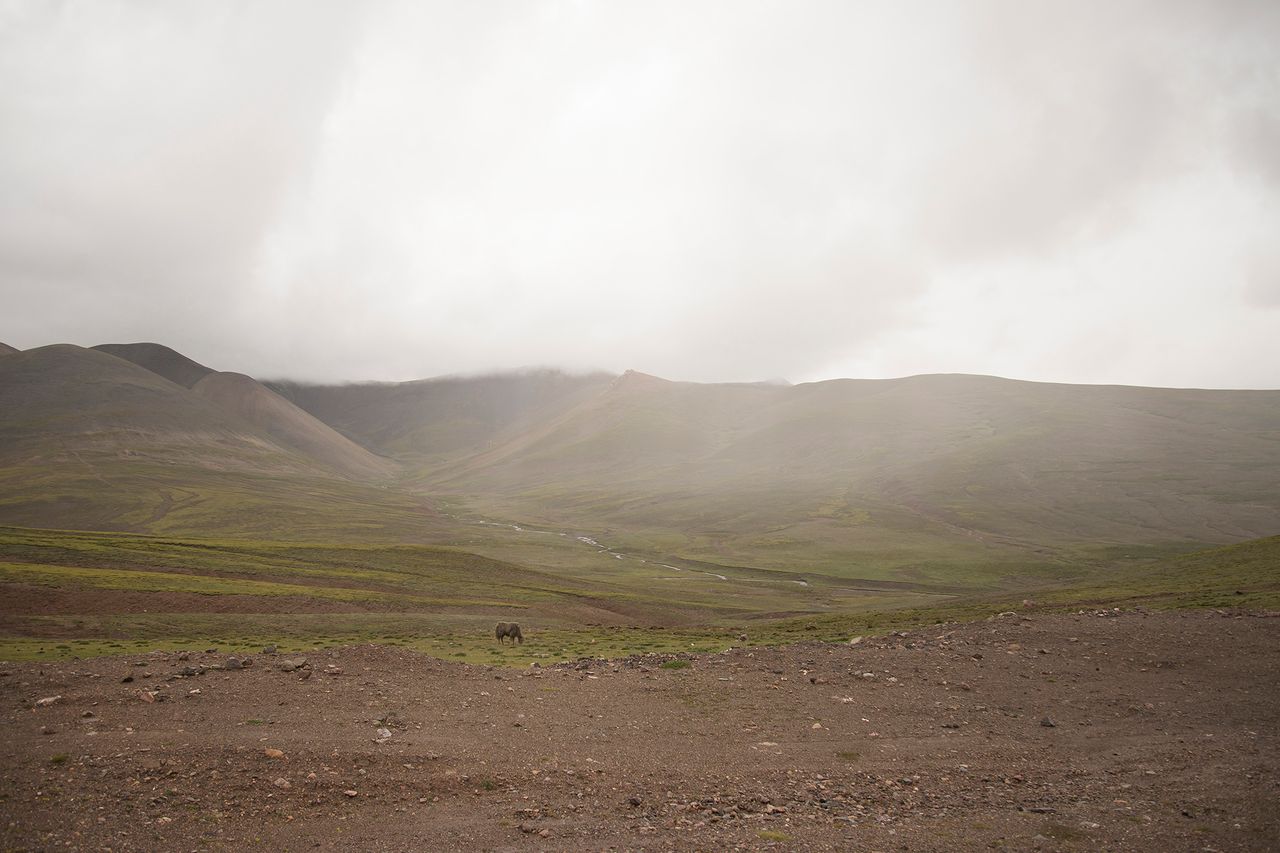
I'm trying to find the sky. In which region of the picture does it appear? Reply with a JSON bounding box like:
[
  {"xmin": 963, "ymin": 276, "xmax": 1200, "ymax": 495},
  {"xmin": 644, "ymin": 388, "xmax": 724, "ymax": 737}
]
[{"xmin": 1, "ymin": 0, "xmax": 1278, "ymax": 388}]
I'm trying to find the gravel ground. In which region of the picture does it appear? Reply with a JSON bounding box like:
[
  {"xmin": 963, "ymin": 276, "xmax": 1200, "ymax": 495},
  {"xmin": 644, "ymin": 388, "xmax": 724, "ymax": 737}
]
[{"xmin": 2, "ymin": 608, "xmax": 1277, "ymax": 851}]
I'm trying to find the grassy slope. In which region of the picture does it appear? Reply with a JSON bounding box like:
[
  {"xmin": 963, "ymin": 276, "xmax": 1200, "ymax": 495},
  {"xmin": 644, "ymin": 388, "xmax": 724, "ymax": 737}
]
[
  {"xmin": 91, "ymin": 342, "xmax": 214, "ymax": 388},
  {"xmin": 0, "ymin": 345, "xmax": 431, "ymax": 538},
  {"xmin": 414, "ymin": 372, "xmax": 1280, "ymax": 579}
]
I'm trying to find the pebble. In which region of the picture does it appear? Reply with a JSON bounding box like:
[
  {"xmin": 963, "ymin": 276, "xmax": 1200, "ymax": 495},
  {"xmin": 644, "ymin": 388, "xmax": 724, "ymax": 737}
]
[{"xmin": 273, "ymin": 777, "xmax": 291, "ymax": 790}]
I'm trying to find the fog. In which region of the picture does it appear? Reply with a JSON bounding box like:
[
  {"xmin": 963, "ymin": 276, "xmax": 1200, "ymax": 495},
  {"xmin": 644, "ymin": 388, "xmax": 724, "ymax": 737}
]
[{"xmin": 2, "ymin": 1, "xmax": 1278, "ymax": 388}]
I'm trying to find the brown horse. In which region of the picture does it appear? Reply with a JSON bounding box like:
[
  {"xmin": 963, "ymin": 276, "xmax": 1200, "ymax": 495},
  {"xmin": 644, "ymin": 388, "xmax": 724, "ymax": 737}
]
[{"xmin": 495, "ymin": 622, "xmax": 523, "ymax": 645}]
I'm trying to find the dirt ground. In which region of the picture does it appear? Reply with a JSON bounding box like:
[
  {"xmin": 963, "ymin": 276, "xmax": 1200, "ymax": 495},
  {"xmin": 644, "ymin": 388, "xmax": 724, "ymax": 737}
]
[{"xmin": 1, "ymin": 609, "xmax": 1276, "ymax": 852}]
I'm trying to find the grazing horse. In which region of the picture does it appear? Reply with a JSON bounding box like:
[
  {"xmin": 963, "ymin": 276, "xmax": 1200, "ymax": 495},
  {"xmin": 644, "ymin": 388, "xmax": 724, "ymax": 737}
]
[{"xmin": 495, "ymin": 622, "xmax": 523, "ymax": 645}]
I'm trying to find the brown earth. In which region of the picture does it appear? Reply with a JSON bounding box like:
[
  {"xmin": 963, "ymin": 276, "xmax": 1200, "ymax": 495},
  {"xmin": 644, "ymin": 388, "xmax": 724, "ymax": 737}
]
[{"xmin": 1, "ymin": 609, "xmax": 1276, "ymax": 852}]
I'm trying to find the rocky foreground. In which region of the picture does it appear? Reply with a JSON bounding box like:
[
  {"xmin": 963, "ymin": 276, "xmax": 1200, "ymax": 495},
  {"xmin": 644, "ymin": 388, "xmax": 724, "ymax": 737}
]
[{"xmin": 2, "ymin": 609, "xmax": 1277, "ymax": 852}]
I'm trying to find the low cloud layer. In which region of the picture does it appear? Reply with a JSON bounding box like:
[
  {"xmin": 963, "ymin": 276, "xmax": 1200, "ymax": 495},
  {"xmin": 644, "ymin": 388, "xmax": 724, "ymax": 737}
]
[{"xmin": 2, "ymin": 0, "xmax": 1278, "ymax": 388}]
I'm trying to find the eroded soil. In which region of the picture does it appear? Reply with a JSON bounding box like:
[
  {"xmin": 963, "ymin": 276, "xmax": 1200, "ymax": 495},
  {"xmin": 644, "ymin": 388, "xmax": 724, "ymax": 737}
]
[{"xmin": 2, "ymin": 609, "xmax": 1276, "ymax": 851}]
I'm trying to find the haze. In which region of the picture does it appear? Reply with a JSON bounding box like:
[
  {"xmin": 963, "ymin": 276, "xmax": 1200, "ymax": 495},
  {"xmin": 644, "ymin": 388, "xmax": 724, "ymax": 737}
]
[{"xmin": 2, "ymin": 0, "xmax": 1278, "ymax": 388}]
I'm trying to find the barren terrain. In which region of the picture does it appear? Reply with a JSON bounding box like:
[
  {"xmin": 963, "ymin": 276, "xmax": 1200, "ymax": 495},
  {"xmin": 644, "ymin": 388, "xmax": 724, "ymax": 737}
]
[{"xmin": 3, "ymin": 609, "xmax": 1276, "ymax": 851}]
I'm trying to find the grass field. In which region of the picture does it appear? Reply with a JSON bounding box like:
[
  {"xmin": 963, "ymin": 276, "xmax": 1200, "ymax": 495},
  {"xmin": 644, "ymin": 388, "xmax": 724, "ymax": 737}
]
[{"xmin": 2, "ymin": 525, "xmax": 1274, "ymax": 666}]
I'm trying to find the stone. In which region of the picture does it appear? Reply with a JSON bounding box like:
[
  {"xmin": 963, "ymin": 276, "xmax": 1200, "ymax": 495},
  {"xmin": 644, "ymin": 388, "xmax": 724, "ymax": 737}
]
[
  {"xmin": 344, "ymin": 789, "xmax": 359, "ymax": 797},
  {"xmin": 34, "ymin": 695, "xmax": 62, "ymax": 707},
  {"xmin": 279, "ymin": 658, "xmax": 307, "ymax": 673},
  {"xmin": 1040, "ymin": 717, "xmax": 1056, "ymax": 728},
  {"xmin": 273, "ymin": 777, "xmax": 291, "ymax": 790},
  {"xmin": 264, "ymin": 748, "xmax": 285, "ymax": 759},
  {"xmin": 225, "ymin": 658, "xmax": 243, "ymax": 671}
]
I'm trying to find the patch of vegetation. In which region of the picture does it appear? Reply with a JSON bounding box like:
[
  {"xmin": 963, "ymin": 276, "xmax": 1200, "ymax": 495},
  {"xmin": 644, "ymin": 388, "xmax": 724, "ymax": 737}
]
[{"xmin": 659, "ymin": 659, "xmax": 690, "ymax": 670}]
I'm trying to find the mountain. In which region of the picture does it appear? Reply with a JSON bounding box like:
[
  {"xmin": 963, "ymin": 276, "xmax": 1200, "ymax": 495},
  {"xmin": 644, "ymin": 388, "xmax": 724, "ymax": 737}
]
[
  {"xmin": 0, "ymin": 345, "xmax": 430, "ymax": 538},
  {"xmin": 269, "ymin": 369, "xmax": 614, "ymax": 463},
  {"xmin": 3, "ymin": 339, "xmax": 1278, "ymax": 584},
  {"xmin": 92, "ymin": 342, "xmax": 214, "ymax": 388},
  {"xmin": 406, "ymin": 371, "xmax": 1280, "ymax": 574},
  {"xmin": 191, "ymin": 372, "xmax": 394, "ymax": 479}
]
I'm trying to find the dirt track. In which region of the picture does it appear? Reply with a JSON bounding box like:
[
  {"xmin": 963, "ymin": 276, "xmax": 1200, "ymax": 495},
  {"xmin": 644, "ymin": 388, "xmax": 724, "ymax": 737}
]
[{"xmin": 2, "ymin": 609, "xmax": 1277, "ymax": 851}]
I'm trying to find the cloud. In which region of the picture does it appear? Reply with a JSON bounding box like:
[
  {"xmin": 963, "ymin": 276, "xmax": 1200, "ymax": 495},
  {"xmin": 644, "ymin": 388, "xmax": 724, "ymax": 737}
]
[{"xmin": 1, "ymin": 1, "xmax": 1277, "ymax": 388}]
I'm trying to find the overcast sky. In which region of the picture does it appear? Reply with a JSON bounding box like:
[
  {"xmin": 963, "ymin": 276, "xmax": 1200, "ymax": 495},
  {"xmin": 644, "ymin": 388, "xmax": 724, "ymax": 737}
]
[{"xmin": 2, "ymin": 1, "xmax": 1278, "ymax": 388}]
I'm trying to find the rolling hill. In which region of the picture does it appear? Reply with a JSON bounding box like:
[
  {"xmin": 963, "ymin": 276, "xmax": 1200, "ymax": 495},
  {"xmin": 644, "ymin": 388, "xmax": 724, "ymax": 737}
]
[
  {"xmin": 276, "ymin": 368, "xmax": 1280, "ymax": 580},
  {"xmin": 191, "ymin": 371, "xmax": 394, "ymax": 479},
  {"xmin": 268, "ymin": 369, "xmax": 613, "ymax": 463},
  {"xmin": 2, "ymin": 340, "xmax": 1278, "ymax": 589},
  {"xmin": 0, "ymin": 345, "xmax": 435, "ymax": 539},
  {"xmin": 0, "ymin": 342, "xmax": 18, "ymax": 356},
  {"xmin": 91, "ymin": 342, "xmax": 214, "ymax": 388}
]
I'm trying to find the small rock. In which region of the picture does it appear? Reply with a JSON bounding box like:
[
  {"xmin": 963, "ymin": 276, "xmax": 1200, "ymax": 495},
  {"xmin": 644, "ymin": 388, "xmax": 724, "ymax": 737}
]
[
  {"xmin": 264, "ymin": 748, "xmax": 285, "ymax": 759},
  {"xmin": 138, "ymin": 690, "xmax": 157, "ymax": 703},
  {"xmin": 40, "ymin": 725, "xmax": 55, "ymax": 735},
  {"xmin": 343, "ymin": 789, "xmax": 359, "ymax": 797},
  {"xmin": 538, "ymin": 829, "xmax": 551, "ymax": 838},
  {"xmin": 121, "ymin": 676, "xmax": 134, "ymax": 683},
  {"xmin": 263, "ymin": 645, "xmax": 277, "ymax": 655},
  {"xmin": 225, "ymin": 658, "xmax": 243, "ymax": 671},
  {"xmin": 1040, "ymin": 717, "xmax": 1056, "ymax": 728},
  {"xmin": 848, "ymin": 636, "xmax": 863, "ymax": 645},
  {"xmin": 34, "ymin": 695, "xmax": 62, "ymax": 707},
  {"xmin": 273, "ymin": 777, "xmax": 291, "ymax": 790},
  {"xmin": 279, "ymin": 658, "xmax": 307, "ymax": 673}
]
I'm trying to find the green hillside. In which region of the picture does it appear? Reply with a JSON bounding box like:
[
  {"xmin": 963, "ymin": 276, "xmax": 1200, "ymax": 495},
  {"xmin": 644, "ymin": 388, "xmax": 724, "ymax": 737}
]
[
  {"xmin": 0, "ymin": 346, "xmax": 428, "ymax": 538},
  {"xmin": 409, "ymin": 371, "xmax": 1280, "ymax": 576}
]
